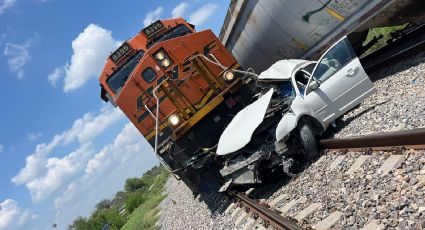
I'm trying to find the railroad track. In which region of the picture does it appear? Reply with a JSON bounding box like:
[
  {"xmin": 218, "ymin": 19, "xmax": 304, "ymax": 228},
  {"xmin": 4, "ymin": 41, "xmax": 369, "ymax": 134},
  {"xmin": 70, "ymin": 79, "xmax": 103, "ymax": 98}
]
[
  {"xmin": 321, "ymin": 128, "xmax": 425, "ymax": 151},
  {"xmin": 362, "ymin": 24, "xmax": 425, "ymax": 74},
  {"xmin": 225, "ymin": 128, "xmax": 425, "ymax": 229},
  {"xmin": 226, "ymin": 192, "xmax": 304, "ymax": 230}
]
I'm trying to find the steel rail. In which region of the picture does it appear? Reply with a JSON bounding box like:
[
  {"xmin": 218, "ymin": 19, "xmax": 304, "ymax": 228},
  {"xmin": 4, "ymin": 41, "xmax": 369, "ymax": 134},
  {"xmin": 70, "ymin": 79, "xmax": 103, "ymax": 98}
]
[
  {"xmin": 365, "ymin": 39, "xmax": 425, "ymax": 74},
  {"xmin": 321, "ymin": 128, "xmax": 425, "ymax": 150},
  {"xmin": 232, "ymin": 192, "xmax": 305, "ymax": 230}
]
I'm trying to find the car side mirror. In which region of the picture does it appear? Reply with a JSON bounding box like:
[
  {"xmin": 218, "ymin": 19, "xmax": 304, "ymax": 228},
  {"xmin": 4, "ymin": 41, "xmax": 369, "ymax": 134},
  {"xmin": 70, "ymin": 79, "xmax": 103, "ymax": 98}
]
[{"xmin": 309, "ymin": 80, "xmax": 319, "ymax": 90}]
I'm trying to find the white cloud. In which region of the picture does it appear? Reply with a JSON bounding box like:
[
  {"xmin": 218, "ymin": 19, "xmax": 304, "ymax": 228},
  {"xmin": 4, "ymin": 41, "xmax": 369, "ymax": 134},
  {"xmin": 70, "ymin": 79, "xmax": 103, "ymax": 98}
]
[
  {"xmin": 50, "ymin": 24, "xmax": 120, "ymax": 92},
  {"xmin": 47, "ymin": 67, "xmax": 65, "ymax": 87},
  {"xmin": 85, "ymin": 123, "xmax": 146, "ymax": 175},
  {"xmin": 26, "ymin": 132, "xmax": 42, "ymax": 142},
  {"xmin": 143, "ymin": 6, "xmax": 164, "ymax": 27},
  {"xmin": 0, "ymin": 0, "xmax": 16, "ymax": 15},
  {"xmin": 0, "ymin": 145, "xmax": 3, "ymax": 154},
  {"xmin": 11, "ymin": 105, "xmax": 124, "ymax": 202},
  {"xmin": 3, "ymin": 35, "xmax": 39, "ymax": 79},
  {"xmin": 54, "ymin": 123, "xmax": 157, "ymax": 227},
  {"xmin": 17, "ymin": 210, "xmax": 37, "ymax": 227},
  {"xmin": 0, "ymin": 199, "xmax": 17, "ymax": 229},
  {"xmin": 189, "ymin": 3, "xmax": 218, "ymax": 26},
  {"xmin": 0, "ymin": 199, "xmax": 37, "ymax": 230},
  {"xmin": 172, "ymin": 2, "xmax": 189, "ymax": 18},
  {"xmin": 27, "ymin": 143, "xmax": 94, "ymax": 202}
]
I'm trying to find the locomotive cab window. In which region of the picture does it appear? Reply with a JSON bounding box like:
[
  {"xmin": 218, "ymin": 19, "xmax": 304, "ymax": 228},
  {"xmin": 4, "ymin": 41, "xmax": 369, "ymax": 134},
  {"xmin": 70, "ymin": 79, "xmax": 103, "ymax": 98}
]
[
  {"xmin": 142, "ymin": 67, "xmax": 157, "ymax": 83},
  {"xmin": 147, "ymin": 24, "xmax": 193, "ymax": 49},
  {"xmin": 106, "ymin": 51, "xmax": 144, "ymax": 93}
]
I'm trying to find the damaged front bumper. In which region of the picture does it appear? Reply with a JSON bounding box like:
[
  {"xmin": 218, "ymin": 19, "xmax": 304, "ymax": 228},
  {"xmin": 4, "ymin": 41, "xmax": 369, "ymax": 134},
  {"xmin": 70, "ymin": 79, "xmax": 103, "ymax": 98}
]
[
  {"xmin": 219, "ymin": 146, "xmax": 270, "ymax": 185},
  {"xmin": 218, "ymin": 140, "xmax": 294, "ymax": 191}
]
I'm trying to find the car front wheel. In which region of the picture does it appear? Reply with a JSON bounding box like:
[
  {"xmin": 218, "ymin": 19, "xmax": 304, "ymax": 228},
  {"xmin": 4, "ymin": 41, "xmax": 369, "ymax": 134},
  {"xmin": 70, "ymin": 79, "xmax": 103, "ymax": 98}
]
[{"xmin": 298, "ymin": 123, "xmax": 319, "ymax": 159}]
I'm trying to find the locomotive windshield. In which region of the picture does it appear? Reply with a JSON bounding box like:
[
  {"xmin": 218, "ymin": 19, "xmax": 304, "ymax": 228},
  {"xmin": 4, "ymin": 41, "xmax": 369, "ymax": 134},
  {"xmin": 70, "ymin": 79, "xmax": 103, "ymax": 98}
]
[
  {"xmin": 106, "ymin": 51, "xmax": 145, "ymax": 93},
  {"xmin": 147, "ymin": 24, "xmax": 192, "ymax": 49}
]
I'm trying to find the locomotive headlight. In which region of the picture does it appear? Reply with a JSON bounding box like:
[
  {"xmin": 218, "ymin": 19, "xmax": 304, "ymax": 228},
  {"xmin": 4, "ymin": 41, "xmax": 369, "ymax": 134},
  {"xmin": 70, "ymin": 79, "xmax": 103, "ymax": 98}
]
[
  {"xmin": 161, "ymin": 58, "xmax": 171, "ymax": 68},
  {"xmin": 154, "ymin": 50, "xmax": 172, "ymax": 69},
  {"xmin": 155, "ymin": 51, "xmax": 165, "ymax": 60},
  {"xmin": 223, "ymin": 70, "xmax": 235, "ymax": 82},
  {"xmin": 168, "ymin": 113, "xmax": 181, "ymax": 126}
]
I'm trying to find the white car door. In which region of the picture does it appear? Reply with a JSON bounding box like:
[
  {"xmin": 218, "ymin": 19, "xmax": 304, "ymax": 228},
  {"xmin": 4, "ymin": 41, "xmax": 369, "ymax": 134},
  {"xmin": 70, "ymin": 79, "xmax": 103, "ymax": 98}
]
[{"xmin": 303, "ymin": 36, "xmax": 376, "ymax": 126}]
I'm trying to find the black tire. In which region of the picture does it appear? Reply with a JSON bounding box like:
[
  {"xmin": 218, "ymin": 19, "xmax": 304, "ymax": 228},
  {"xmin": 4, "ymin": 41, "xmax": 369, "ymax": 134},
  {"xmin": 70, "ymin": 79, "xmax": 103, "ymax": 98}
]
[{"xmin": 299, "ymin": 123, "xmax": 318, "ymax": 159}]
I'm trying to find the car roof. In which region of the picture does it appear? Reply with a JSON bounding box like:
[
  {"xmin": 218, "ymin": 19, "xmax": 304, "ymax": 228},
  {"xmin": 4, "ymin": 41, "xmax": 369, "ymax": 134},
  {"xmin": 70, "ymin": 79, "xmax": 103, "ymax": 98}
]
[{"xmin": 257, "ymin": 59, "xmax": 308, "ymax": 80}]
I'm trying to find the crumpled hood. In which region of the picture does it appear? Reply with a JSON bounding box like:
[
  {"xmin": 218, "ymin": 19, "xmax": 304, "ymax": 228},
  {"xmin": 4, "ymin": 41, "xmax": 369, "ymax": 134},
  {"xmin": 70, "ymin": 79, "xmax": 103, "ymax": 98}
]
[{"xmin": 216, "ymin": 89, "xmax": 274, "ymax": 155}]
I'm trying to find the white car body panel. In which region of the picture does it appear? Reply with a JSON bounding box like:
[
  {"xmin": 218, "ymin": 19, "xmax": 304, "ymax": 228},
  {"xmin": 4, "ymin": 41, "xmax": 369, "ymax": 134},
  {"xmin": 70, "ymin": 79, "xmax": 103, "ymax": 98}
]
[
  {"xmin": 217, "ymin": 88, "xmax": 274, "ymax": 156},
  {"xmin": 275, "ymin": 96, "xmax": 318, "ymax": 141},
  {"xmin": 275, "ymin": 36, "xmax": 376, "ymax": 141},
  {"xmin": 275, "ymin": 113, "xmax": 297, "ymax": 141},
  {"xmin": 303, "ymin": 57, "xmax": 376, "ymax": 126}
]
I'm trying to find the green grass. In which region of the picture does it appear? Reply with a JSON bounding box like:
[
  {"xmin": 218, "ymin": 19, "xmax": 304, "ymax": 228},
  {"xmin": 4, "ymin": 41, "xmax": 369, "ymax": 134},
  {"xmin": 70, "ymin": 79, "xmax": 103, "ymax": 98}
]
[
  {"xmin": 120, "ymin": 194, "xmax": 166, "ymax": 230},
  {"xmin": 68, "ymin": 165, "xmax": 170, "ymax": 230},
  {"xmin": 361, "ymin": 24, "xmax": 408, "ymax": 57},
  {"xmin": 120, "ymin": 168, "xmax": 169, "ymax": 230}
]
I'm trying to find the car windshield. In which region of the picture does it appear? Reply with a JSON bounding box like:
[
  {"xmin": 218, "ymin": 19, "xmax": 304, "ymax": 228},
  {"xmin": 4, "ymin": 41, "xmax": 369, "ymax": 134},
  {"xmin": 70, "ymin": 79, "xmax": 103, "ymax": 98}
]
[
  {"xmin": 275, "ymin": 80, "xmax": 294, "ymax": 98},
  {"xmin": 107, "ymin": 51, "xmax": 144, "ymax": 93},
  {"xmin": 261, "ymin": 80, "xmax": 294, "ymax": 98},
  {"xmin": 147, "ymin": 24, "xmax": 192, "ymax": 49}
]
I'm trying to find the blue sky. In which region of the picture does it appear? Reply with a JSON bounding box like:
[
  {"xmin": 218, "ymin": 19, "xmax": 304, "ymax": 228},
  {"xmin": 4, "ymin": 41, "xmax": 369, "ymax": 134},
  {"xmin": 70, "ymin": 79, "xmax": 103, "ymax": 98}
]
[{"xmin": 0, "ymin": 0, "xmax": 229, "ymax": 229}]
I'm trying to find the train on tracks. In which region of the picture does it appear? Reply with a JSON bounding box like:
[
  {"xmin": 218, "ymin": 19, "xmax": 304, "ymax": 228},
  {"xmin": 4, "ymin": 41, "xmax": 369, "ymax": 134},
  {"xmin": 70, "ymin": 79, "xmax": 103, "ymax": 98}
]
[
  {"xmin": 98, "ymin": 0, "xmax": 425, "ymax": 198},
  {"xmin": 98, "ymin": 18, "xmax": 255, "ymax": 195}
]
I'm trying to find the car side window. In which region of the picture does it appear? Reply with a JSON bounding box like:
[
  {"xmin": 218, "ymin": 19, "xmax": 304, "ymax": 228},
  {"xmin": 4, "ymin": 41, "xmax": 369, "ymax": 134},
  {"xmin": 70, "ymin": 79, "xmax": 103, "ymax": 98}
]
[
  {"xmin": 312, "ymin": 38, "xmax": 356, "ymax": 83},
  {"xmin": 294, "ymin": 70, "xmax": 310, "ymax": 96},
  {"xmin": 302, "ymin": 63, "xmax": 315, "ymax": 76}
]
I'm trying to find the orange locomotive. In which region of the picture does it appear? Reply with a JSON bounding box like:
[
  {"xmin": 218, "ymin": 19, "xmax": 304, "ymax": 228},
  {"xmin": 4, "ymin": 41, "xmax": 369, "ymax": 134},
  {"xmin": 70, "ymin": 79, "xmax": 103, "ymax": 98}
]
[{"xmin": 99, "ymin": 18, "xmax": 253, "ymax": 194}]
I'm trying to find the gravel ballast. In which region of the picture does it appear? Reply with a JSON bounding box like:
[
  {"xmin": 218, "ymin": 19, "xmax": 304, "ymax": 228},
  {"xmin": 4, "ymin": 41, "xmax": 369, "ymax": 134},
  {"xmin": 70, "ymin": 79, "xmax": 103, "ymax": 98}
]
[
  {"xmin": 267, "ymin": 150, "xmax": 425, "ymax": 230},
  {"xmin": 158, "ymin": 177, "xmax": 235, "ymax": 230}
]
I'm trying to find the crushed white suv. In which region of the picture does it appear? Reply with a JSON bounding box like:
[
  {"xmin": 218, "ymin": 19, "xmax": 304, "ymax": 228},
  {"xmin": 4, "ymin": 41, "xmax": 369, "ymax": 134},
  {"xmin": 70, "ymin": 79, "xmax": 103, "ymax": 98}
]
[{"xmin": 216, "ymin": 36, "xmax": 376, "ymax": 189}]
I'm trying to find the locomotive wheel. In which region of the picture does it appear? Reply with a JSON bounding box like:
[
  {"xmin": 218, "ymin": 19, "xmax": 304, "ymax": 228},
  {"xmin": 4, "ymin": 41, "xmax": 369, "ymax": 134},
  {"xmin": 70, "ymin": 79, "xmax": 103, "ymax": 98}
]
[{"xmin": 298, "ymin": 123, "xmax": 318, "ymax": 159}]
